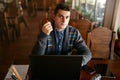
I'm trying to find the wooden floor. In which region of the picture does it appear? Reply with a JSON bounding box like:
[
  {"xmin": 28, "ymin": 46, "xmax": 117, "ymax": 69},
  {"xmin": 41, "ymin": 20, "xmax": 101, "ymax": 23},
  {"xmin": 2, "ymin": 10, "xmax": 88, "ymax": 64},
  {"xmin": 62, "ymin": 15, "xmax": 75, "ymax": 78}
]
[{"xmin": 0, "ymin": 10, "xmax": 42, "ymax": 79}]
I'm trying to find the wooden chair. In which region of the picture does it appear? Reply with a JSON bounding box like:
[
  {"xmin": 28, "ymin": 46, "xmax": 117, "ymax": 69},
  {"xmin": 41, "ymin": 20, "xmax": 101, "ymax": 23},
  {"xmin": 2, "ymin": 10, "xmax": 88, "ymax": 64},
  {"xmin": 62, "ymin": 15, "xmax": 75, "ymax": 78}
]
[
  {"xmin": 69, "ymin": 19, "xmax": 76, "ymax": 28},
  {"xmin": 0, "ymin": 11, "xmax": 15, "ymax": 42},
  {"xmin": 4, "ymin": 12, "xmax": 18, "ymax": 42},
  {"xmin": 87, "ymin": 27, "xmax": 116, "ymax": 60},
  {"xmin": 0, "ymin": 12, "xmax": 6, "ymax": 41},
  {"xmin": 70, "ymin": 9, "xmax": 80, "ymax": 20},
  {"xmin": 69, "ymin": 19, "xmax": 93, "ymax": 43},
  {"xmin": 7, "ymin": 5, "xmax": 18, "ymax": 18}
]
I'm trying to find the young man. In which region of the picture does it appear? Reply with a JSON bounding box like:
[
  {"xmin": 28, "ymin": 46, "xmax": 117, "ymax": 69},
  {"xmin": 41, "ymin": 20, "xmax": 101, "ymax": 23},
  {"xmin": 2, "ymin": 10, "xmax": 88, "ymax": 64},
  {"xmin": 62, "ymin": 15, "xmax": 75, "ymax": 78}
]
[{"xmin": 32, "ymin": 3, "xmax": 92, "ymax": 66}]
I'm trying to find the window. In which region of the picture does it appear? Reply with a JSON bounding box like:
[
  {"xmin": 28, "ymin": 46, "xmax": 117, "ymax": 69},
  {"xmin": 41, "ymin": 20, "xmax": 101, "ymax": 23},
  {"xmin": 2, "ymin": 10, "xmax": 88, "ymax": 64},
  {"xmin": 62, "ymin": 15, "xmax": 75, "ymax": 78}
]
[{"xmin": 65, "ymin": 0, "xmax": 106, "ymax": 26}]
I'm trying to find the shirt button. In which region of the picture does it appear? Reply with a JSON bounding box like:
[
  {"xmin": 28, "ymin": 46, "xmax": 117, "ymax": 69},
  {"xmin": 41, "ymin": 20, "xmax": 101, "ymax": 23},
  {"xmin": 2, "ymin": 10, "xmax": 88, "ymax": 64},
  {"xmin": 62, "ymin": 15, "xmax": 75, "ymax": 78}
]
[{"xmin": 59, "ymin": 45, "xmax": 61, "ymax": 48}]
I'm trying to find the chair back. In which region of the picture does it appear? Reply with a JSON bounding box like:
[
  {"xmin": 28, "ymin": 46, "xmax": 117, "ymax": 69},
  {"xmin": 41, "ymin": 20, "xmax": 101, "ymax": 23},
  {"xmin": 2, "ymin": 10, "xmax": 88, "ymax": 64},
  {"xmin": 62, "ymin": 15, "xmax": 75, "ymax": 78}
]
[
  {"xmin": 69, "ymin": 19, "xmax": 93, "ymax": 43},
  {"xmin": 87, "ymin": 27, "xmax": 116, "ymax": 59},
  {"xmin": 7, "ymin": 6, "xmax": 18, "ymax": 18},
  {"xmin": 70, "ymin": 9, "xmax": 80, "ymax": 20},
  {"xmin": 0, "ymin": 12, "xmax": 6, "ymax": 26}
]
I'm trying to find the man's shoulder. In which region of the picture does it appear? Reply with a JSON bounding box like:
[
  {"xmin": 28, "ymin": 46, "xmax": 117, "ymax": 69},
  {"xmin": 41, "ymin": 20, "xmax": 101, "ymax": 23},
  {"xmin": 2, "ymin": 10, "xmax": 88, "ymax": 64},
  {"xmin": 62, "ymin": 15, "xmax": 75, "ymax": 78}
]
[{"xmin": 68, "ymin": 25, "xmax": 78, "ymax": 31}]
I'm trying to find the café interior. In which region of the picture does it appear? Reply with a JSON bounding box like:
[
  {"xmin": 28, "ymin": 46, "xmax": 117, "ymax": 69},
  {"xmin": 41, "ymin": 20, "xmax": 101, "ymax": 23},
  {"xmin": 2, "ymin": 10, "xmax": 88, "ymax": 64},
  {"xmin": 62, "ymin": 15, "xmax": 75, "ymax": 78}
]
[{"xmin": 0, "ymin": 0, "xmax": 120, "ymax": 80}]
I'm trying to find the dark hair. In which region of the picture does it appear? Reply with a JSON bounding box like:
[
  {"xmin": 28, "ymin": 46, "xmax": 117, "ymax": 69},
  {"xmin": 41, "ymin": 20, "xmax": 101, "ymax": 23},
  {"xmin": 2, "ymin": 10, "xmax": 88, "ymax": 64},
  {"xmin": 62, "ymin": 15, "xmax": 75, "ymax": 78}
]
[{"xmin": 54, "ymin": 3, "xmax": 70, "ymax": 15}]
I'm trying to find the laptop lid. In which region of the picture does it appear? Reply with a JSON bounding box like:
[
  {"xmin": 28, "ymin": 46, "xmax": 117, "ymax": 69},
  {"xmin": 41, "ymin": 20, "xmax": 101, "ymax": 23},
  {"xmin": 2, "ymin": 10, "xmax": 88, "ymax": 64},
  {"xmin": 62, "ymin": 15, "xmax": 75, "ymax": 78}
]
[{"xmin": 29, "ymin": 55, "xmax": 83, "ymax": 80}]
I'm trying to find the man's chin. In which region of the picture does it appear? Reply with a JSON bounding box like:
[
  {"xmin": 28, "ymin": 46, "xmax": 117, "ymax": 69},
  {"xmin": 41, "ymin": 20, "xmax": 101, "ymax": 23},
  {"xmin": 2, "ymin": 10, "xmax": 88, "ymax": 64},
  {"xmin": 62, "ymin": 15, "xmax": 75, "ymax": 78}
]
[
  {"xmin": 60, "ymin": 26, "xmax": 67, "ymax": 29},
  {"xmin": 61, "ymin": 25, "xmax": 67, "ymax": 28}
]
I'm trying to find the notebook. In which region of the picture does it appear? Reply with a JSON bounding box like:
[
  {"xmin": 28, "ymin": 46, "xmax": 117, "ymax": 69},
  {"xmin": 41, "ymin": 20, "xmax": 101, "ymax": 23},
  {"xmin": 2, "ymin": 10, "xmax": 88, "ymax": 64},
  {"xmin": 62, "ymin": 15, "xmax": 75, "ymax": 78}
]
[{"xmin": 29, "ymin": 55, "xmax": 83, "ymax": 80}]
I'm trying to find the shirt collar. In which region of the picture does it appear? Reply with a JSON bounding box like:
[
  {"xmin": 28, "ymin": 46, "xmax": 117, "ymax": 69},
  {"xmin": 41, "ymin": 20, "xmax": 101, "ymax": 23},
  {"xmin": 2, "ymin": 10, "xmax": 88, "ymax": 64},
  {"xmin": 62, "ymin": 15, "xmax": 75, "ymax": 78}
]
[{"xmin": 55, "ymin": 29, "xmax": 64, "ymax": 35}]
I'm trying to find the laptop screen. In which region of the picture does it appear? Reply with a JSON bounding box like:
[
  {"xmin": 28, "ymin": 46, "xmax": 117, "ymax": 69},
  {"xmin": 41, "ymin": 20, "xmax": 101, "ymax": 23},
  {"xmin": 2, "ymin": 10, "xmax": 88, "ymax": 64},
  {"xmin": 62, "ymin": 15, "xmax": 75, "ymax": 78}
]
[{"xmin": 29, "ymin": 55, "xmax": 83, "ymax": 80}]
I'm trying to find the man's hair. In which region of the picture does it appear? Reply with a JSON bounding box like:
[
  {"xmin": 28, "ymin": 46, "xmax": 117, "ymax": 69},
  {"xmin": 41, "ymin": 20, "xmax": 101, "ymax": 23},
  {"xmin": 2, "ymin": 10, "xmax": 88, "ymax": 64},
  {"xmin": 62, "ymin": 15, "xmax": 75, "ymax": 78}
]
[{"xmin": 54, "ymin": 3, "xmax": 70, "ymax": 15}]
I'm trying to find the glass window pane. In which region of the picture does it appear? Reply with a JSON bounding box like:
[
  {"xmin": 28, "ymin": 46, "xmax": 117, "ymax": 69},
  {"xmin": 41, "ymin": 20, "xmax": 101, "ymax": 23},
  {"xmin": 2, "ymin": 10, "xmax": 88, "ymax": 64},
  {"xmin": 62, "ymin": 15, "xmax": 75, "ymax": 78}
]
[{"xmin": 65, "ymin": 0, "xmax": 107, "ymax": 26}]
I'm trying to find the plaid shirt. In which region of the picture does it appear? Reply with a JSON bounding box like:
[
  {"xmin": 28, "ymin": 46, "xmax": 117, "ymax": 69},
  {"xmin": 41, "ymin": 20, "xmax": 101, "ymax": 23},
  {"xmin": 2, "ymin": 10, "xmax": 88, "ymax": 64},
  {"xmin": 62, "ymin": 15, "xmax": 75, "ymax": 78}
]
[{"xmin": 32, "ymin": 24, "xmax": 92, "ymax": 66}]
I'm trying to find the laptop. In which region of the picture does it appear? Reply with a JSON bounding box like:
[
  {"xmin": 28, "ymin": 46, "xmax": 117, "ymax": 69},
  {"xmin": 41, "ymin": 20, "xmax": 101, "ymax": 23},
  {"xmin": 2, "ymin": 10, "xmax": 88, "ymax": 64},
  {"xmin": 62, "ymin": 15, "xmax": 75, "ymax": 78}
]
[{"xmin": 29, "ymin": 55, "xmax": 83, "ymax": 80}]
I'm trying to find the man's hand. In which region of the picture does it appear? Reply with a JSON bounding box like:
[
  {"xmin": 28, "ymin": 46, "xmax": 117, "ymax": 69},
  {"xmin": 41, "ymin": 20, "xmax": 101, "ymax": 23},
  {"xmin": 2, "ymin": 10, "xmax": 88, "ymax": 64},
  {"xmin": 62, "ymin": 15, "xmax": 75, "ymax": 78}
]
[{"xmin": 42, "ymin": 21, "xmax": 53, "ymax": 35}]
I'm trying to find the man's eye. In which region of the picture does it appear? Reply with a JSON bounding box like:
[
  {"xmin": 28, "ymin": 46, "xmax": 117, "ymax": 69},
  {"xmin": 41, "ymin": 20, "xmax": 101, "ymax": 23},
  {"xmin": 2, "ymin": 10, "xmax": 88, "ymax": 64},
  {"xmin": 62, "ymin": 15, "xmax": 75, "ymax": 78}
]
[
  {"xmin": 59, "ymin": 15, "xmax": 63, "ymax": 18},
  {"xmin": 66, "ymin": 16, "xmax": 69, "ymax": 19}
]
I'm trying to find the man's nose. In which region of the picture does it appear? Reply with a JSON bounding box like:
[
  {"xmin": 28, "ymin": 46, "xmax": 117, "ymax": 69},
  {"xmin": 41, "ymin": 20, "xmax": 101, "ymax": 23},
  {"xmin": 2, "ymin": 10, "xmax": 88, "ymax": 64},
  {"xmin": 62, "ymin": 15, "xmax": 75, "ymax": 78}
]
[{"xmin": 62, "ymin": 18, "xmax": 66, "ymax": 22}]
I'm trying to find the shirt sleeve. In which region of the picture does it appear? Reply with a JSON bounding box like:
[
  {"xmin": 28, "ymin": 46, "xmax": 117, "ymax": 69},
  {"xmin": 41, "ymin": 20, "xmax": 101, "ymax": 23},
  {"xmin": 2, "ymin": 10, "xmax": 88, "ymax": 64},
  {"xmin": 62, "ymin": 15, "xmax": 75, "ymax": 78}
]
[
  {"xmin": 74, "ymin": 29, "xmax": 92, "ymax": 66},
  {"xmin": 31, "ymin": 31, "xmax": 49, "ymax": 55}
]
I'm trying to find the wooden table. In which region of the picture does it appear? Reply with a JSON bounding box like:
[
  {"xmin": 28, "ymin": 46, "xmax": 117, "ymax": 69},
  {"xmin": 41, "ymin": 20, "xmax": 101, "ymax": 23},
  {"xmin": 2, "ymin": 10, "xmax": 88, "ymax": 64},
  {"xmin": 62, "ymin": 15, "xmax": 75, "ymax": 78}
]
[
  {"xmin": 80, "ymin": 59, "xmax": 120, "ymax": 80},
  {"xmin": 26, "ymin": 59, "xmax": 120, "ymax": 80},
  {"xmin": 4, "ymin": 65, "xmax": 29, "ymax": 80},
  {"xmin": 3, "ymin": 59, "xmax": 120, "ymax": 80}
]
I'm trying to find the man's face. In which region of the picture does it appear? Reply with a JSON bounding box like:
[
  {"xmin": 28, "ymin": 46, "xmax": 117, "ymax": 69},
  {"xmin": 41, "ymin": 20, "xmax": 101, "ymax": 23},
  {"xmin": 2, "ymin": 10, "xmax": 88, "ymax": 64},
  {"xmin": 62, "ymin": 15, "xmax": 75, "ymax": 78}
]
[{"xmin": 54, "ymin": 9, "xmax": 70, "ymax": 31}]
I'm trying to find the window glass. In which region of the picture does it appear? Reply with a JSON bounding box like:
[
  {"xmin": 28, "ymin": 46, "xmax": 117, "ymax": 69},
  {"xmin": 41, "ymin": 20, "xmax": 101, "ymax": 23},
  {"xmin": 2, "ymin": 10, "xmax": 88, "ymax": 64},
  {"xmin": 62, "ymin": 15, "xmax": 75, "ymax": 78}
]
[{"xmin": 65, "ymin": 0, "xmax": 106, "ymax": 26}]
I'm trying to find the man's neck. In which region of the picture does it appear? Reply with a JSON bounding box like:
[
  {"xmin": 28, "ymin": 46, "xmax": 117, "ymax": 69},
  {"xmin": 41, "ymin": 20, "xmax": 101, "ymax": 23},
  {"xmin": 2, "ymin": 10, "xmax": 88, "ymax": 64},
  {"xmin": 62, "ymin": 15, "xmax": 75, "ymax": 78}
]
[{"xmin": 55, "ymin": 27, "xmax": 65, "ymax": 32}]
